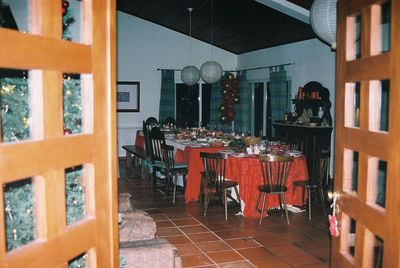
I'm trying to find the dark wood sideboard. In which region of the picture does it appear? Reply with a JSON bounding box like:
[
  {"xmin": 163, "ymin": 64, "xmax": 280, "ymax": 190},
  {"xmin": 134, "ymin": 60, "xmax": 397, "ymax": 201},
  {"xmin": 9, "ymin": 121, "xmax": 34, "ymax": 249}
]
[{"xmin": 273, "ymin": 122, "xmax": 333, "ymax": 173}]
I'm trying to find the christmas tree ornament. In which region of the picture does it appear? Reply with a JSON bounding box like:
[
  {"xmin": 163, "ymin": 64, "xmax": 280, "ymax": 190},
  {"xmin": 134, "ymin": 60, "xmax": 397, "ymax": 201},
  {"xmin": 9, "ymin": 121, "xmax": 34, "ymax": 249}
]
[
  {"xmin": 63, "ymin": 0, "xmax": 70, "ymax": 8},
  {"xmin": 64, "ymin": 128, "xmax": 72, "ymax": 135}
]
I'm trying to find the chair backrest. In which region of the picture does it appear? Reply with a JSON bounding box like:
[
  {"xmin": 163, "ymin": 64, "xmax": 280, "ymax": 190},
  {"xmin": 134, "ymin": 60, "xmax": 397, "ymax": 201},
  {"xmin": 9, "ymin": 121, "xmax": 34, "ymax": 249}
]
[
  {"xmin": 259, "ymin": 155, "xmax": 294, "ymax": 193},
  {"xmin": 200, "ymin": 152, "xmax": 227, "ymax": 189},
  {"xmin": 161, "ymin": 144, "xmax": 175, "ymax": 174},
  {"xmin": 310, "ymin": 149, "xmax": 330, "ymax": 187},
  {"xmin": 149, "ymin": 126, "xmax": 165, "ymax": 163},
  {"xmin": 163, "ymin": 117, "xmax": 176, "ymax": 127},
  {"xmin": 145, "ymin": 117, "xmax": 159, "ymax": 126},
  {"xmin": 142, "ymin": 120, "xmax": 151, "ymax": 157}
]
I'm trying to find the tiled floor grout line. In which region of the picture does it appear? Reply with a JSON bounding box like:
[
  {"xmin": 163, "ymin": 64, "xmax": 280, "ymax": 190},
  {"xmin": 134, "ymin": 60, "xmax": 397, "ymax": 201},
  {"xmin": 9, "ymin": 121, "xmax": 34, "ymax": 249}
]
[
  {"xmin": 183, "ymin": 212, "xmax": 257, "ymax": 268},
  {"xmin": 144, "ymin": 209, "xmax": 300, "ymax": 267},
  {"xmin": 165, "ymin": 214, "xmax": 219, "ymax": 267},
  {"xmin": 153, "ymin": 210, "xmax": 262, "ymax": 267}
]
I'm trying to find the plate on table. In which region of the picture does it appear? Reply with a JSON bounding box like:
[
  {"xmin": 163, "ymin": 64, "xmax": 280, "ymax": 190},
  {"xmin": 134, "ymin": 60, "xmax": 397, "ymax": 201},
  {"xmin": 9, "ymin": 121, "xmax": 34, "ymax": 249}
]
[
  {"xmin": 287, "ymin": 150, "xmax": 303, "ymax": 157},
  {"xmin": 232, "ymin": 152, "xmax": 247, "ymax": 158},
  {"xmin": 219, "ymin": 150, "xmax": 235, "ymax": 154}
]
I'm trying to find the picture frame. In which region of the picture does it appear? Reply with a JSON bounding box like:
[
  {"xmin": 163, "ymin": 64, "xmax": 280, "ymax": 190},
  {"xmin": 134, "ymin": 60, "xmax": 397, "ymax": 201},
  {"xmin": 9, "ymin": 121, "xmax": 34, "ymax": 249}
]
[{"xmin": 117, "ymin": 81, "xmax": 140, "ymax": 112}]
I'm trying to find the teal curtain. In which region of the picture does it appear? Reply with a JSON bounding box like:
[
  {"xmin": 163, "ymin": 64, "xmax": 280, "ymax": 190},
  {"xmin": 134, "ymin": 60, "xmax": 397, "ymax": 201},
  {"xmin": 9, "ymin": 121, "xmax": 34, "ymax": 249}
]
[
  {"xmin": 209, "ymin": 76, "xmax": 223, "ymax": 130},
  {"xmin": 234, "ymin": 71, "xmax": 251, "ymax": 134},
  {"xmin": 159, "ymin": 70, "xmax": 175, "ymax": 122},
  {"xmin": 269, "ymin": 66, "xmax": 289, "ymax": 135}
]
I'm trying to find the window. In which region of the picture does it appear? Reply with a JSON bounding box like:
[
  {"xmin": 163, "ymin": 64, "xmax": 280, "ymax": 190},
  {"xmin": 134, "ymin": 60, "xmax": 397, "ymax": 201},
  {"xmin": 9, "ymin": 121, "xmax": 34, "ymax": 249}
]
[
  {"xmin": 175, "ymin": 83, "xmax": 211, "ymax": 128},
  {"xmin": 249, "ymin": 80, "xmax": 290, "ymax": 138}
]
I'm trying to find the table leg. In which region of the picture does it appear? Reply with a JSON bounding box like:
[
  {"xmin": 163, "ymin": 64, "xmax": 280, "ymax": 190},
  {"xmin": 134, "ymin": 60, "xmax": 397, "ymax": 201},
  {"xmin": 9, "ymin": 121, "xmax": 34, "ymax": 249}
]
[{"xmin": 126, "ymin": 151, "xmax": 132, "ymax": 179}]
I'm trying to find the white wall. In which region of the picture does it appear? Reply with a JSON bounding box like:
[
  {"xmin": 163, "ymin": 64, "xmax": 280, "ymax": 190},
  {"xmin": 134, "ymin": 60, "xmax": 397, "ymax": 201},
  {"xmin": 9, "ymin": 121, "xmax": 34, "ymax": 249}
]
[
  {"xmin": 116, "ymin": 12, "xmax": 237, "ymax": 155},
  {"xmin": 238, "ymin": 39, "xmax": 336, "ymax": 111}
]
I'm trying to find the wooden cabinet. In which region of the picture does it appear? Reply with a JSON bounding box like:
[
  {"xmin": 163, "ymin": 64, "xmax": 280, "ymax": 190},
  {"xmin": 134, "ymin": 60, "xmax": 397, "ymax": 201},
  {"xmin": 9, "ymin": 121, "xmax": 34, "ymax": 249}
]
[
  {"xmin": 293, "ymin": 81, "xmax": 333, "ymax": 126},
  {"xmin": 273, "ymin": 123, "xmax": 333, "ymax": 172}
]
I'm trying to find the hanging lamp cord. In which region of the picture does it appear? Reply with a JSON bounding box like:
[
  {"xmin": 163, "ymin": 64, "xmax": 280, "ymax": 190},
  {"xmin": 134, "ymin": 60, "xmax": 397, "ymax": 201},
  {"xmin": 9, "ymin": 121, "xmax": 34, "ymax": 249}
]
[
  {"xmin": 210, "ymin": 0, "xmax": 214, "ymax": 59},
  {"xmin": 189, "ymin": 7, "xmax": 193, "ymax": 65}
]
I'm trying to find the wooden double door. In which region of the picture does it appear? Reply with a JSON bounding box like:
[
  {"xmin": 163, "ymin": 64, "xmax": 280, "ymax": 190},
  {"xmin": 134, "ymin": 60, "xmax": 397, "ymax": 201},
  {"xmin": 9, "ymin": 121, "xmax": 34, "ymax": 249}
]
[
  {"xmin": 332, "ymin": 0, "xmax": 400, "ymax": 267},
  {"xmin": 0, "ymin": 1, "xmax": 118, "ymax": 267}
]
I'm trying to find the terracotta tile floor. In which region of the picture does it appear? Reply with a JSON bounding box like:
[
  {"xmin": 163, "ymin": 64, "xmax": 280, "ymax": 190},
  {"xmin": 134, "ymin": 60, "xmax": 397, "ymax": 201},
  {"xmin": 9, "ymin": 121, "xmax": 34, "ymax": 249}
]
[{"xmin": 119, "ymin": 161, "xmax": 331, "ymax": 267}]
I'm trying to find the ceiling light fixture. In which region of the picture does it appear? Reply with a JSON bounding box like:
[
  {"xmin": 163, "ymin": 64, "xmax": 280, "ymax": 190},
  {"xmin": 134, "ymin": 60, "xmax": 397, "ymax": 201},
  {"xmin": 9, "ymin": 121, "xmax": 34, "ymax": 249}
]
[
  {"xmin": 310, "ymin": 0, "xmax": 337, "ymax": 49},
  {"xmin": 181, "ymin": 7, "xmax": 200, "ymax": 86},
  {"xmin": 200, "ymin": 0, "xmax": 223, "ymax": 84}
]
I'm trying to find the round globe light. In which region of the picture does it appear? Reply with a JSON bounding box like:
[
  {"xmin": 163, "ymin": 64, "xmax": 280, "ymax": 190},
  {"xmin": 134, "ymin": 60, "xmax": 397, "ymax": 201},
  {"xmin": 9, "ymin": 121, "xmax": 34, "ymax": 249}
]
[
  {"xmin": 181, "ymin": 65, "xmax": 200, "ymax": 86},
  {"xmin": 200, "ymin": 61, "xmax": 223, "ymax": 84},
  {"xmin": 310, "ymin": 0, "xmax": 337, "ymax": 49}
]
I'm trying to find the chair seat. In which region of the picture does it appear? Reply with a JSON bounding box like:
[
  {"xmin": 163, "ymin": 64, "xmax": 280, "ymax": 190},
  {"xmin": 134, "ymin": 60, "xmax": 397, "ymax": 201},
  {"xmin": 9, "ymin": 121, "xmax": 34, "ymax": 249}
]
[
  {"xmin": 257, "ymin": 184, "xmax": 287, "ymax": 193},
  {"xmin": 293, "ymin": 179, "xmax": 319, "ymax": 189},
  {"xmin": 205, "ymin": 179, "xmax": 238, "ymax": 189},
  {"xmin": 224, "ymin": 180, "xmax": 239, "ymax": 188},
  {"xmin": 153, "ymin": 161, "xmax": 187, "ymax": 170}
]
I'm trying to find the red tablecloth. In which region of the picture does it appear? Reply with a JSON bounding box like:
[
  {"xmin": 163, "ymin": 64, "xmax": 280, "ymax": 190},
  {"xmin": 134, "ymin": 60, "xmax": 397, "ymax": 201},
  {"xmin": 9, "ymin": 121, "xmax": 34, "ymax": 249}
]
[
  {"xmin": 225, "ymin": 155, "xmax": 308, "ymax": 217},
  {"xmin": 135, "ymin": 130, "xmax": 144, "ymax": 149}
]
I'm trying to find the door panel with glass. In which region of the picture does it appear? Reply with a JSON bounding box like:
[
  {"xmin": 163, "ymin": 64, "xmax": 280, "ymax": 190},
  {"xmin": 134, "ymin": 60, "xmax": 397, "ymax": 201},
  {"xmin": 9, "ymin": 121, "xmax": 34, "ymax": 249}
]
[{"xmin": 332, "ymin": 1, "xmax": 399, "ymax": 267}]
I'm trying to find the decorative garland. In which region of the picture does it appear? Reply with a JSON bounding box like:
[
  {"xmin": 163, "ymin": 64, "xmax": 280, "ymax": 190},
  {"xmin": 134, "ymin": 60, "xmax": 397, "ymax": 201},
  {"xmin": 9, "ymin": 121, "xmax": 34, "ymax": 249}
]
[{"xmin": 219, "ymin": 73, "xmax": 239, "ymax": 124}]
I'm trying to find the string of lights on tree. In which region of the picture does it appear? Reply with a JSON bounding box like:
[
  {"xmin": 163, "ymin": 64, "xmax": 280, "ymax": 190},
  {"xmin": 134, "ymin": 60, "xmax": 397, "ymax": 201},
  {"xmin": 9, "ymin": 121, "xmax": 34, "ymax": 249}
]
[{"xmin": 219, "ymin": 73, "xmax": 239, "ymax": 124}]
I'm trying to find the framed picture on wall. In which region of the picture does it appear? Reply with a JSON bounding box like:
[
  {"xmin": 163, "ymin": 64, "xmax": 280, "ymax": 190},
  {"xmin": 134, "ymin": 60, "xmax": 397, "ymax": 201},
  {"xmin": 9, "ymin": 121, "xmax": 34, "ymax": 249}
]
[{"xmin": 117, "ymin": 81, "xmax": 140, "ymax": 112}]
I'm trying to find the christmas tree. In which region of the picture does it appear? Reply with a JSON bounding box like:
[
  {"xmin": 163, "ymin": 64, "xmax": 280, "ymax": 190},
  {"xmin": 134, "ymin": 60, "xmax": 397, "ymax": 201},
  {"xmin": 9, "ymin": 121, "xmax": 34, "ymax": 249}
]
[{"xmin": 1, "ymin": 2, "xmax": 88, "ymax": 267}]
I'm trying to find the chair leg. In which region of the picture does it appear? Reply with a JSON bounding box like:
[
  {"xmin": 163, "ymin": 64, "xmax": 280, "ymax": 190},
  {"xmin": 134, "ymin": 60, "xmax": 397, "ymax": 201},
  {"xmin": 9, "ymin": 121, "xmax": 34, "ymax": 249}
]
[
  {"xmin": 255, "ymin": 192, "xmax": 261, "ymax": 214},
  {"xmin": 318, "ymin": 187, "xmax": 327, "ymax": 216},
  {"xmin": 165, "ymin": 174, "xmax": 171, "ymax": 198},
  {"xmin": 233, "ymin": 186, "xmax": 242, "ymax": 212},
  {"xmin": 199, "ymin": 174, "xmax": 204, "ymax": 204},
  {"xmin": 140, "ymin": 160, "xmax": 146, "ymax": 179},
  {"xmin": 259, "ymin": 193, "xmax": 267, "ymax": 225},
  {"xmin": 152, "ymin": 170, "xmax": 157, "ymax": 192},
  {"xmin": 172, "ymin": 175, "xmax": 178, "ymax": 204},
  {"xmin": 276, "ymin": 194, "xmax": 284, "ymax": 219},
  {"xmin": 301, "ymin": 187, "xmax": 306, "ymax": 207},
  {"xmin": 183, "ymin": 174, "xmax": 187, "ymax": 191},
  {"xmin": 203, "ymin": 188, "xmax": 209, "ymax": 209},
  {"xmin": 281, "ymin": 194, "xmax": 290, "ymax": 225},
  {"xmin": 204, "ymin": 189, "xmax": 212, "ymax": 216},
  {"xmin": 308, "ymin": 188, "xmax": 312, "ymax": 221},
  {"xmin": 224, "ymin": 188, "xmax": 228, "ymax": 221}
]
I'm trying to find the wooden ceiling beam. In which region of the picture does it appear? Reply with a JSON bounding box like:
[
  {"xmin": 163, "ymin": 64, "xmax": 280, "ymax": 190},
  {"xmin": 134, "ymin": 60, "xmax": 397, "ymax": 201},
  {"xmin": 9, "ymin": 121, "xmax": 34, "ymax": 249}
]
[{"xmin": 254, "ymin": 0, "xmax": 310, "ymax": 24}]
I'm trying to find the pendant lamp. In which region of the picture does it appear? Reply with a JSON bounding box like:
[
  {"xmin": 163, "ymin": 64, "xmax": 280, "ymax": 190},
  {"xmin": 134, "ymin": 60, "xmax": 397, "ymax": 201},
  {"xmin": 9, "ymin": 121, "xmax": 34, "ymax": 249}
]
[
  {"xmin": 181, "ymin": 7, "xmax": 200, "ymax": 86},
  {"xmin": 310, "ymin": 0, "xmax": 337, "ymax": 49},
  {"xmin": 200, "ymin": 0, "xmax": 223, "ymax": 84}
]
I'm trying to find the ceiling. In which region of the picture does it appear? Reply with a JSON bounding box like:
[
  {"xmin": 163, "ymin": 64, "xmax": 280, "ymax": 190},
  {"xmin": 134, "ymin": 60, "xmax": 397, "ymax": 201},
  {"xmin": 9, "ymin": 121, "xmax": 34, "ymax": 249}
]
[{"xmin": 116, "ymin": 0, "xmax": 317, "ymax": 55}]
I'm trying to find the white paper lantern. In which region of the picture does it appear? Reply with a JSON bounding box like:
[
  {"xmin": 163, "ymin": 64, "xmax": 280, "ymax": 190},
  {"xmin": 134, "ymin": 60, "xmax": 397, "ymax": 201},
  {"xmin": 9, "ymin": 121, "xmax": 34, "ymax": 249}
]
[
  {"xmin": 200, "ymin": 61, "xmax": 223, "ymax": 84},
  {"xmin": 310, "ymin": 0, "xmax": 337, "ymax": 49},
  {"xmin": 181, "ymin": 65, "xmax": 200, "ymax": 86}
]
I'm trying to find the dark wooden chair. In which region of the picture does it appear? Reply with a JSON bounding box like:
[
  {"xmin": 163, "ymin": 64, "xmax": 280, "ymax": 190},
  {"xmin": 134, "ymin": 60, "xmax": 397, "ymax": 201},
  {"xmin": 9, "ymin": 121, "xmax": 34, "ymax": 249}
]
[
  {"xmin": 200, "ymin": 152, "xmax": 241, "ymax": 221},
  {"xmin": 163, "ymin": 117, "xmax": 176, "ymax": 127},
  {"xmin": 145, "ymin": 117, "xmax": 159, "ymax": 126},
  {"xmin": 256, "ymin": 155, "xmax": 294, "ymax": 225},
  {"xmin": 293, "ymin": 149, "xmax": 330, "ymax": 220},
  {"xmin": 161, "ymin": 144, "xmax": 188, "ymax": 203},
  {"xmin": 148, "ymin": 126, "xmax": 165, "ymax": 192}
]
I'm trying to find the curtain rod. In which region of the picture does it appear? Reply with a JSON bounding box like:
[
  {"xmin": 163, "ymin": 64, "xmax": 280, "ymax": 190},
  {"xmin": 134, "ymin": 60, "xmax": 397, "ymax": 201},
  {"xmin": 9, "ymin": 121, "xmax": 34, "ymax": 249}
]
[{"xmin": 157, "ymin": 62, "xmax": 294, "ymax": 72}]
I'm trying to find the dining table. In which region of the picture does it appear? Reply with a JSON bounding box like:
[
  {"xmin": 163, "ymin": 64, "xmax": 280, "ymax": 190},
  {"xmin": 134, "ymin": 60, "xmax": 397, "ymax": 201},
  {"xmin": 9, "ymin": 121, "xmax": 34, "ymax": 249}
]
[{"xmin": 133, "ymin": 132, "xmax": 308, "ymax": 218}]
